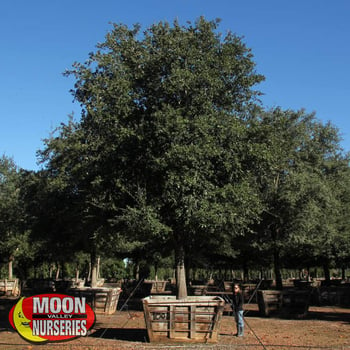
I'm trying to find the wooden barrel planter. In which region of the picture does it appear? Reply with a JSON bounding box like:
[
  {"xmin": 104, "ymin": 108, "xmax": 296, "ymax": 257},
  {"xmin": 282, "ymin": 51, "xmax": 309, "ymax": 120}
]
[
  {"xmin": 257, "ymin": 290, "xmax": 283, "ymax": 317},
  {"xmin": 142, "ymin": 295, "xmax": 225, "ymax": 343},
  {"xmin": 68, "ymin": 287, "xmax": 121, "ymax": 315}
]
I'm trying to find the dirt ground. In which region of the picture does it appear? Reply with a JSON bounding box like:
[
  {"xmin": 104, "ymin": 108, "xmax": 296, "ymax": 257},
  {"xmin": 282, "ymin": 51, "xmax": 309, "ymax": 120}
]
[{"xmin": 1, "ymin": 298, "xmax": 350, "ymax": 350}]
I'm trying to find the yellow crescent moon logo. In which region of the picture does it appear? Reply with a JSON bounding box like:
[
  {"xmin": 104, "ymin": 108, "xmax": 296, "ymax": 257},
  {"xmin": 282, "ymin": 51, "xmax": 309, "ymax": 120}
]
[{"xmin": 13, "ymin": 297, "xmax": 47, "ymax": 343}]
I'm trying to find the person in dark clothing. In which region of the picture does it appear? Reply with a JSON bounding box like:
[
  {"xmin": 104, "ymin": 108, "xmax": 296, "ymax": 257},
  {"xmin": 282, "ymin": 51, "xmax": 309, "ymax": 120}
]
[{"xmin": 231, "ymin": 283, "xmax": 244, "ymax": 336}]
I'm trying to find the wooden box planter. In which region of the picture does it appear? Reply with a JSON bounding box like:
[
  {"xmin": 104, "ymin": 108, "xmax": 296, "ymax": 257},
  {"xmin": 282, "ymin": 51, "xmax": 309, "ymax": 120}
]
[
  {"xmin": 144, "ymin": 280, "xmax": 169, "ymax": 294},
  {"xmin": 318, "ymin": 286, "xmax": 350, "ymax": 306},
  {"xmin": 189, "ymin": 285, "xmax": 208, "ymax": 296},
  {"xmin": 54, "ymin": 278, "xmax": 85, "ymax": 292},
  {"xmin": 223, "ymin": 281, "xmax": 233, "ymax": 292},
  {"xmin": 142, "ymin": 295, "xmax": 225, "ymax": 343},
  {"xmin": 72, "ymin": 278, "xmax": 85, "ymax": 288},
  {"xmin": 0, "ymin": 278, "xmax": 20, "ymax": 297},
  {"xmin": 257, "ymin": 290, "xmax": 283, "ymax": 317},
  {"xmin": 293, "ymin": 280, "xmax": 313, "ymax": 289},
  {"xmin": 258, "ymin": 289, "xmax": 311, "ymax": 318},
  {"xmin": 68, "ymin": 287, "xmax": 121, "ymax": 315},
  {"xmin": 281, "ymin": 289, "xmax": 311, "ymax": 318},
  {"xmin": 260, "ymin": 279, "xmax": 273, "ymax": 289},
  {"xmin": 26, "ymin": 278, "xmax": 55, "ymax": 293},
  {"xmin": 54, "ymin": 279, "xmax": 73, "ymax": 292}
]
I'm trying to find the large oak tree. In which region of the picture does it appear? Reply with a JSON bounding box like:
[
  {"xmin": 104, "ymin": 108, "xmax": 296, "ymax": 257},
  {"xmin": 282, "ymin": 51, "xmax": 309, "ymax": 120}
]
[{"xmin": 41, "ymin": 18, "xmax": 264, "ymax": 296}]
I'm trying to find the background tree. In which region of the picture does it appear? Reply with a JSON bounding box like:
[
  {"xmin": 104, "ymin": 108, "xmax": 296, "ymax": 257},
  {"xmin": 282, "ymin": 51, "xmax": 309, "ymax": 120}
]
[
  {"xmin": 248, "ymin": 108, "xmax": 345, "ymax": 288},
  {"xmin": 334, "ymin": 158, "xmax": 350, "ymax": 278},
  {"xmin": 34, "ymin": 17, "xmax": 350, "ymax": 291},
  {"xmin": 0, "ymin": 155, "xmax": 30, "ymax": 279},
  {"xmin": 308, "ymin": 154, "xmax": 350, "ymax": 281}
]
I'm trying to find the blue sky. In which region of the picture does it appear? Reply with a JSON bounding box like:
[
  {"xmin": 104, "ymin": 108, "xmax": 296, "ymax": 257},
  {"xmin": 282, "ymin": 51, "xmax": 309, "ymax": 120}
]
[{"xmin": 1, "ymin": 0, "xmax": 349, "ymax": 170}]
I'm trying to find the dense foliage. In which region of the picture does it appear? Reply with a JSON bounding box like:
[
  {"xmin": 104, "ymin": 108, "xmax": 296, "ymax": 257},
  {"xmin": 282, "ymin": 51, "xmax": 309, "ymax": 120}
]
[{"xmin": 1, "ymin": 18, "xmax": 349, "ymax": 292}]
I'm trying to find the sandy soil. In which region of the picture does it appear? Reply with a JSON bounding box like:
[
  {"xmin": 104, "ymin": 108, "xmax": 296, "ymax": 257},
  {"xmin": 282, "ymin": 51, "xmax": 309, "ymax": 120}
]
[{"xmin": 1, "ymin": 298, "xmax": 350, "ymax": 350}]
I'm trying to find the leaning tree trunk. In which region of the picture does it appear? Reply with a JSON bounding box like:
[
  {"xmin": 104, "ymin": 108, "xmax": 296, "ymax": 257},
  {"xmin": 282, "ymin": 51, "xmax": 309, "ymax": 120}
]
[
  {"xmin": 55, "ymin": 264, "xmax": 60, "ymax": 280},
  {"xmin": 175, "ymin": 244, "xmax": 187, "ymax": 299}
]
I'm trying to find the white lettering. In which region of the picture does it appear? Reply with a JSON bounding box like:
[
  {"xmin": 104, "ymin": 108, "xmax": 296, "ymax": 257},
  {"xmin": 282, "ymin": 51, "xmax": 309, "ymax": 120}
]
[
  {"xmin": 80, "ymin": 320, "xmax": 87, "ymax": 336},
  {"xmin": 46, "ymin": 320, "xmax": 53, "ymax": 335},
  {"xmin": 50, "ymin": 297, "xmax": 61, "ymax": 313},
  {"xmin": 34, "ymin": 296, "xmax": 85, "ymax": 315},
  {"xmin": 32, "ymin": 320, "xmax": 40, "ymax": 336},
  {"xmin": 65, "ymin": 319, "xmax": 72, "ymax": 335},
  {"xmin": 74, "ymin": 297, "xmax": 86, "ymax": 313},
  {"xmin": 62, "ymin": 297, "xmax": 74, "ymax": 313},
  {"xmin": 53, "ymin": 320, "xmax": 60, "ymax": 336},
  {"xmin": 33, "ymin": 297, "xmax": 49, "ymax": 314},
  {"xmin": 31, "ymin": 320, "xmax": 89, "ymax": 337}
]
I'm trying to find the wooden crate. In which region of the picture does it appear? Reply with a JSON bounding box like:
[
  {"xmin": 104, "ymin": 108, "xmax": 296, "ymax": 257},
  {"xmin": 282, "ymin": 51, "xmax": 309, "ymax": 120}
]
[
  {"xmin": 143, "ymin": 295, "xmax": 225, "ymax": 343},
  {"xmin": 318, "ymin": 286, "xmax": 350, "ymax": 306},
  {"xmin": 257, "ymin": 290, "xmax": 282, "ymax": 316},
  {"xmin": 0, "ymin": 278, "xmax": 20, "ymax": 297},
  {"xmin": 68, "ymin": 287, "xmax": 121, "ymax": 315},
  {"xmin": 55, "ymin": 278, "xmax": 85, "ymax": 292},
  {"xmin": 144, "ymin": 280, "xmax": 168, "ymax": 294},
  {"xmin": 223, "ymin": 281, "xmax": 233, "ymax": 292},
  {"xmin": 281, "ymin": 289, "xmax": 311, "ymax": 318},
  {"xmin": 189, "ymin": 285, "xmax": 208, "ymax": 296},
  {"xmin": 26, "ymin": 278, "xmax": 55, "ymax": 293}
]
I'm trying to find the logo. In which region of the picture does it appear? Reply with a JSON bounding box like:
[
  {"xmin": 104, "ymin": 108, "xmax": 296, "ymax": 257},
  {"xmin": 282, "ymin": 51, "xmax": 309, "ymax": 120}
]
[{"xmin": 9, "ymin": 293, "xmax": 95, "ymax": 343}]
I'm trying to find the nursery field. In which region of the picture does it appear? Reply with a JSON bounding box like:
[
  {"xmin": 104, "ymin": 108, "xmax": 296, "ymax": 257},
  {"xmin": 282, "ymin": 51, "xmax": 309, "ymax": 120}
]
[{"xmin": 1, "ymin": 298, "xmax": 350, "ymax": 350}]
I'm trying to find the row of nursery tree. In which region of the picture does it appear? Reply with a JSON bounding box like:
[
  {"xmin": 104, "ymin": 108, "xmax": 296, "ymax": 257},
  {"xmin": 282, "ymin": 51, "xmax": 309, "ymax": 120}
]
[{"xmin": 1, "ymin": 18, "xmax": 349, "ymax": 297}]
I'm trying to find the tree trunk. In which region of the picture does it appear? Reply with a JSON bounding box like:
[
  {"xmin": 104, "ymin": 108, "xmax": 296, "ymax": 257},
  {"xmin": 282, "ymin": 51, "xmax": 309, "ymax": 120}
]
[
  {"xmin": 87, "ymin": 262, "xmax": 91, "ymax": 282},
  {"xmin": 243, "ymin": 262, "xmax": 249, "ymax": 283},
  {"xmin": 9, "ymin": 260, "xmax": 13, "ymax": 279},
  {"xmin": 97, "ymin": 256, "xmax": 100, "ymax": 280},
  {"xmin": 8, "ymin": 256, "xmax": 13, "ymax": 279},
  {"xmin": 154, "ymin": 261, "xmax": 158, "ymax": 281},
  {"xmin": 134, "ymin": 261, "xmax": 140, "ymax": 280},
  {"xmin": 273, "ymin": 248, "xmax": 283, "ymax": 290},
  {"xmin": 90, "ymin": 250, "xmax": 98, "ymax": 288},
  {"xmin": 341, "ymin": 266, "xmax": 346, "ymax": 280},
  {"xmin": 75, "ymin": 268, "xmax": 80, "ymax": 283},
  {"xmin": 91, "ymin": 265, "xmax": 98, "ymax": 287},
  {"xmin": 185, "ymin": 254, "xmax": 191, "ymax": 286},
  {"xmin": 176, "ymin": 244, "xmax": 187, "ymax": 299},
  {"xmin": 323, "ymin": 263, "xmax": 330, "ymax": 282}
]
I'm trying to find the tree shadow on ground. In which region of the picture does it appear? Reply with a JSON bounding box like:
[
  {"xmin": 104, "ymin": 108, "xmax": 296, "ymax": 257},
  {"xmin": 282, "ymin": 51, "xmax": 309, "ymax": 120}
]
[
  {"xmin": 306, "ymin": 309, "xmax": 350, "ymax": 323},
  {"xmin": 242, "ymin": 308, "xmax": 350, "ymax": 324},
  {"xmin": 90, "ymin": 328, "xmax": 148, "ymax": 342}
]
